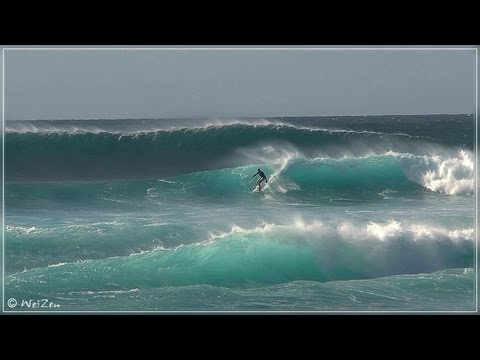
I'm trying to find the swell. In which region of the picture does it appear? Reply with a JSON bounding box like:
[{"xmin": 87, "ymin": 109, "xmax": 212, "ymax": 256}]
[
  {"xmin": 5, "ymin": 220, "xmax": 473, "ymax": 291},
  {"xmin": 5, "ymin": 123, "xmax": 452, "ymax": 181}
]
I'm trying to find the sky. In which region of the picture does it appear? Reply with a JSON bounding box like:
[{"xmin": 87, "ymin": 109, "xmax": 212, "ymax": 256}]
[{"xmin": 3, "ymin": 47, "xmax": 477, "ymax": 120}]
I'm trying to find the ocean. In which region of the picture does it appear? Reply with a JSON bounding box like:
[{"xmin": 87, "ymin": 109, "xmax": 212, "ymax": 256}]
[{"xmin": 3, "ymin": 114, "xmax": 476, "ymax": 312}]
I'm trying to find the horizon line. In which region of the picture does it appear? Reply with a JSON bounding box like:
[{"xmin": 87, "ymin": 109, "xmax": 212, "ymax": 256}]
[{"xmin": 5, "ymin": 112, "xmax": 474, "ymax": 121}]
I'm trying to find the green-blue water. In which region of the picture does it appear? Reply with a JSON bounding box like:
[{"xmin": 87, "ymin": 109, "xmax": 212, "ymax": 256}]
[{"xmin": 4, "ymin": 115, "xmax": 476, "ymax": 312}]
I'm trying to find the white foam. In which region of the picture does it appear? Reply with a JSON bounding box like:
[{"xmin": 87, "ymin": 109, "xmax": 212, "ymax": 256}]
[
  {"xmin": 365, "ymin": 220, "xmax": 403, "ymax": 241},
  {"xmin": 209, "ymin": 219, "xmax": 474, "ymax": 247},
  {"xmin": 157, "ymin": 179, "xmax": 176, "ymax": 184},
  {"xmin": 236, "ymin": 143, "xmax": 303, "ymax": 194},
  {"xmin": 5, "ymin": 118, "xmax": 292, "ymax": 135},
  {"xmin": 391, "ymin": 150, "xmax": 474, "ymax": 195},
  {"xmin": 6, "ymin": 118, "xmax": 413, "ymax": 137},
  {"xmin": 146, "ymin": 188, "xmax": 159, "ymax": 198},
  {"xmin": 5, "ymin": 225, "xmax": 39, "ymax": 235},
  {"xmin": 47, "ymin": 262, "xmax": 69, "ymax": 268},
  {"xmin": 5, "ymin": 121, "xmax": 106, "ymax": 134},
  {"xmin": 377, "ymin": 189, "xmax": 398, "ymax": 199},
  {"xmin": 73, "ymin": 288, "xmax": 140, "ymax": 296}
]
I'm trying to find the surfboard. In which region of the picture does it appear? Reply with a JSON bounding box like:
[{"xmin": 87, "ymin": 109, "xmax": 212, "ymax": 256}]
[{"xmin": 253, "ymin": 185, "xmax": 262, "ymax": 192}]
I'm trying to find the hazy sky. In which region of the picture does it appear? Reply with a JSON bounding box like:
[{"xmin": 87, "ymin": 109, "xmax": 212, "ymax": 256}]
[{"xmin": 4, "ymin": 47, "xmax": 476, "ymax": 120}]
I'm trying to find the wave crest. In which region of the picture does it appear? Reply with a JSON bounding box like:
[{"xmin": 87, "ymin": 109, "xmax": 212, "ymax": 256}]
[
  {"xmin": 6, "ymin": 220, "xmax": 473, "ymax": 291},
  {"xmin": 5, "ymin": 120, "xmax": 448, "ymax": 181}
]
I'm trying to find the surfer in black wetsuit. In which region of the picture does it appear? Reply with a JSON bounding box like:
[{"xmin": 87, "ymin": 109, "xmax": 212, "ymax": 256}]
[{"xmin": 252, "ymin": 168, "xmax": 268, "ymax": 190}]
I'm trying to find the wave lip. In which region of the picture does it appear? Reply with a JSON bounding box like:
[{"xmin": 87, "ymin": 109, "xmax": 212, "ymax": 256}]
[{"xmin": 4, "ymin": 118, "xmax": 290, "ymax": 135}]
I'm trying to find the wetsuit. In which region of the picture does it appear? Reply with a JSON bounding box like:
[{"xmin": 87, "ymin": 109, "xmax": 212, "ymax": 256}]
[{"xmin": 252, "ymin": 169, "xmax": 268, "ymax": 188}]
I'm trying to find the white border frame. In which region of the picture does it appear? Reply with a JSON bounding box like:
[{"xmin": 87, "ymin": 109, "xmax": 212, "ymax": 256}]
[{"xmin": 2, "ymin": 46, "xmax": 478, "ymax": 314}]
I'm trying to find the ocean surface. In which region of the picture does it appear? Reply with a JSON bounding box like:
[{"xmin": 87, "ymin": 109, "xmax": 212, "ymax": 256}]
[{"xmin": 3, "ymin": 115, "xmax": 476, "ymax": 312}]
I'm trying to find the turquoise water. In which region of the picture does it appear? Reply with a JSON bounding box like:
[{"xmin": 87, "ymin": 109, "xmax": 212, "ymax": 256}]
[{"xmin": 4, "ymin": 115, "xmax": 476, "ymax": 312}]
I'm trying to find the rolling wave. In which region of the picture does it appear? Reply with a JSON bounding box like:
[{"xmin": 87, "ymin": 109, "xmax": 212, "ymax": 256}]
[
  {"xmin": 5, "ymin": 220, "xmax": 473, "ymax": 291},
  {"xmin": 5, "ymin": 121, "xmax": 451, "ymax": 181},
  {"xmin": 6, "ymin": 150, "xmax": 474, "ymax": 209}
]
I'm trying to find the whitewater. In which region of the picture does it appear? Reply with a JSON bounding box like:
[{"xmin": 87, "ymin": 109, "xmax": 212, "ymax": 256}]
[{"xmin": 3, "ymin": 114, "xmax": 476, "ymax": 312}]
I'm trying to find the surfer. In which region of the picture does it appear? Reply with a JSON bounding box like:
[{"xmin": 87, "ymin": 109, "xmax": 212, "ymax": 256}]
[{"xmin": 252, "ymin": 168, "xmax": 268, "ymax": 190}]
